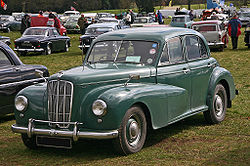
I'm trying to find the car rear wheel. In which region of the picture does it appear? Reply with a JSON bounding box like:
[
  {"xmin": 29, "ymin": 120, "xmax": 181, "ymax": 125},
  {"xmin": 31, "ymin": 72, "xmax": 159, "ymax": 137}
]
[
  {"xmin": 113, "ymin": 105, "xmax": 147, "ymax": 155},
  {"xmin": 43, "ymin": 44, "xmax": 51, "ymax": 55},
  {"xmin": 21, "ymin": 134, "xmax": 38, "ymax": 149},
  {"xmin": 65, "ymin": 42, "xmax": 69, "ymax": 52},
  {"xmin": 204, "ymin": 84, "xmax": 227, "ymax": 124}
]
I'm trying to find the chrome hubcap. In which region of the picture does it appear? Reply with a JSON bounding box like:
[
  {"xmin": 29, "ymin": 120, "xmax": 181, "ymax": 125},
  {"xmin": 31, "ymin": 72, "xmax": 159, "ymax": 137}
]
[
  {"xmin": 127, "ymin": 118, "xmax": 141, "ymax": 146},
  {"xmin": 47, "ymin": 45, "xmax": 51, "ymax": 54},
  {"xmin": 215, "ymin": 95, "xmax": 223, "ymax": 117}
]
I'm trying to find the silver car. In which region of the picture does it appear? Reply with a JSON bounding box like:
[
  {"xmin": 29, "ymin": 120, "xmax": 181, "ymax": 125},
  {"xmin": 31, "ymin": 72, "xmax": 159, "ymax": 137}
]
[{"xmin": 191, "ymin": 20, "xmax": 229, "ymax": 51}]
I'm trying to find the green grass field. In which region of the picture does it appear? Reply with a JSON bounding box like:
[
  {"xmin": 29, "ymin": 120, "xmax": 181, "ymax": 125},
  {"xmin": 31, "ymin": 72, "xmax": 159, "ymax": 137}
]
[{"xmin": 0, "ymin": 25, "xmax": 249, "ymax": 165}]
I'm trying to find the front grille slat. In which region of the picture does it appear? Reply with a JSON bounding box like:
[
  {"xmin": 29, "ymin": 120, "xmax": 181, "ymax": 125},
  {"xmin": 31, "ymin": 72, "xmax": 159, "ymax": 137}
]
[{"xmin": 48, "ymin": 80, "xmax": 73, "ymax": 128}]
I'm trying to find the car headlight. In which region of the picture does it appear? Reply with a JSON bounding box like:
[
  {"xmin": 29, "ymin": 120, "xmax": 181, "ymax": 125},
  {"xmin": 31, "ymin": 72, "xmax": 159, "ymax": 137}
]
[
  {"xmin": 15, "ymin": 96, "xmax": 28, "ymax": 112},
  {"xmin": 92, "ymin": 99, "xmax": 107, "ymax": 116}
]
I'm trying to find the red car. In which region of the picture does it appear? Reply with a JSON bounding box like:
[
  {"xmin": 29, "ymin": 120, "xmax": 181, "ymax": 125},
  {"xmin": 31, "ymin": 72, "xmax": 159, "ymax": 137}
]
[{"xmin": 30, "ymin": 17, "xmax": 67, "ymax": 36}]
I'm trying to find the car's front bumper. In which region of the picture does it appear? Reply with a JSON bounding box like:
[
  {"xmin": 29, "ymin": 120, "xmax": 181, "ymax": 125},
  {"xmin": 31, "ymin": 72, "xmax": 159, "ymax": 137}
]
[
  {"xmin": 11, "ymin": 118, "xmax": 118, "ymax": 141},
  {"xmin": 14, "ymin": 48, "xmax": 44, "ymax": 52}
]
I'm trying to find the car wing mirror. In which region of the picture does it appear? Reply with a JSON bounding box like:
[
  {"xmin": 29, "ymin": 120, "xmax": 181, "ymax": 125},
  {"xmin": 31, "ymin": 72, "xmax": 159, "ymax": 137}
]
[
  {"xmin": 35, "ymin": 69, "xmax": 48, "ymax": 83},
  {"xmin": 124, "ymin": 74, "xmax": 140, "ymax": 87}
]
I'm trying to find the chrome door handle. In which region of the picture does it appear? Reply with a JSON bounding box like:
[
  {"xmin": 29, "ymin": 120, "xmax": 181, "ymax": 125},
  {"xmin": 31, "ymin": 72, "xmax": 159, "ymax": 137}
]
[{"xmin": 183, "ymin": 68, "xmax": 190, "ymax": 74}]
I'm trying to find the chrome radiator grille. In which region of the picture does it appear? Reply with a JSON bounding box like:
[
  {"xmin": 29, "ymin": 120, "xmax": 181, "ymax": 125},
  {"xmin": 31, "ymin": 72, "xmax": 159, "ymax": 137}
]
[{"xmin": 48, "ymin": 80, "xmax": 73, "ymax": 128}]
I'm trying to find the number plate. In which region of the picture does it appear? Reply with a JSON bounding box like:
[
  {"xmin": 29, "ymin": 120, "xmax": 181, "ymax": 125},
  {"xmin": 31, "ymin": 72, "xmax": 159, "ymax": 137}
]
[
  {"xmin": 36, "ymin": 136, "xmax": 72, "ymax": 149},
  {"xmin": 21, "ymin": 43, "xmax": 32, "ymax": 47}
]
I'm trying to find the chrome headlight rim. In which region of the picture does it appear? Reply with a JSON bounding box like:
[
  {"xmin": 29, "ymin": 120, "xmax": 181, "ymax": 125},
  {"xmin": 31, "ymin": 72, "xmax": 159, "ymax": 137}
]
[
  {"xmin": 92, "ymin": 99, "xmax": 107, "ymax": 117},
  {"xmin": 15, "ymin": 95, "xmax": 28, "ymax": 112}
]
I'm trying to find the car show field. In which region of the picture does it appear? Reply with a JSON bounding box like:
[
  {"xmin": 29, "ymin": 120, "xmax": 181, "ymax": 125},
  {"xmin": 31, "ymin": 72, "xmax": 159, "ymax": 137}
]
[{"xmin": 0, "ymin": 23, "xmax": 249, "ymax": 165}]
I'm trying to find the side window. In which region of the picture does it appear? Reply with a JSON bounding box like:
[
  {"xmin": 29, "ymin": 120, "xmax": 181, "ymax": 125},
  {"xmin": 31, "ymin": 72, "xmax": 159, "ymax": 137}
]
[
  {"xmin": 159, "ymin": 44, "xmax": 169, "ymax": 66},
  {"xmin": 168, "ymin": 37, "xmax": 184, "ymax": 63},
  {"xmin": 52, "ymin": 29, "xmax": 59, "ymax": 36},
  {"xmin": 185, "ymin": 35, "xmax": 208, "ymax": 60},
  {"xmin": 0, "ymin": 49, "xmax": 11, "ymax": 67}
]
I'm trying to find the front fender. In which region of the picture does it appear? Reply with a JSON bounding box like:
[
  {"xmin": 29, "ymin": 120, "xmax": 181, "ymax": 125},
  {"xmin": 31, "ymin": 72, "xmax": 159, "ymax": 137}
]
[
  {"xmin": 80, "ymin": 83, "xmax": 188, "ymax": 130},
  {"xmin": 207, "ymin": 66, "xmax": 236, "ymax": 109}
]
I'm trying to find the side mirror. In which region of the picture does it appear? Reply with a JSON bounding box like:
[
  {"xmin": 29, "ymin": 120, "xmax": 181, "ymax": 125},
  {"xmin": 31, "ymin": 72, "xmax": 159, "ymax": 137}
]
[
  {"xmin": 124, "ymin": 74, "xmax": 140, "ymax": 86},
  {"xmin": 35, "ymin": 69, "xmax": 44, "ymax": 78}
]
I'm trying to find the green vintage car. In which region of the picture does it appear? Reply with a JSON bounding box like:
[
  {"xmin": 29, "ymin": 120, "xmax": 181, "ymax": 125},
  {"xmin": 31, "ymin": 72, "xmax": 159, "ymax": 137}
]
[{"xmin": 12, "ymin": 27, "xmax": 237, "ymax": 155}]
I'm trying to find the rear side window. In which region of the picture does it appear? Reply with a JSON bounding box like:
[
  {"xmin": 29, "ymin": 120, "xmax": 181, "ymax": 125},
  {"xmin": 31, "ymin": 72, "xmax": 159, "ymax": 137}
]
[
  {"xmin": 0, "ymin": 49, "xmax": 11, "ymax": 67},
  {"xmin": 167, "ymin": 37, "xmax": 184, "ymax": 63},
  {"xmin": 185, "ymin": 35, "xmax": 208, "ymax": 60}
]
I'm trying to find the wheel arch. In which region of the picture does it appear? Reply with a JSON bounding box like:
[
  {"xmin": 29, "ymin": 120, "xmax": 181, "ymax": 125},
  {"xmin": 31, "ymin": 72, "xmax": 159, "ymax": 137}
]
[
  {"xmin": 132, "ymin": 102, "xmax": 153, "ymax": 130},
  {"xmin": 218, "ymin": 79, "xmax": 231, "ymax": 108}
]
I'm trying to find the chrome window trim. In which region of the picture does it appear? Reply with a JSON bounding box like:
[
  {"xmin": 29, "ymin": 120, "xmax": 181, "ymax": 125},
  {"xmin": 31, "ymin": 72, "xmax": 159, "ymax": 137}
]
[{"xmin": 0, "ymin": 77, "xmax": 46, "ymax": 88}]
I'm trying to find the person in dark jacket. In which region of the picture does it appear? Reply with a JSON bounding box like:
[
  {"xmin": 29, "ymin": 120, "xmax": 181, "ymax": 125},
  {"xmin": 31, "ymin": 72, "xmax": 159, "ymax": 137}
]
[
  {"xmin": 20, "ymin": 14, "xmax": 30, "ymax": 34},
  {"xmin": 77, "ymin": 14, "xmax": 87, "ymax": 35},
  {"xmin": 228, "ymin": 14, "xmax": 242, "ymax": 49},
  {"xmin": 157, "ymin": 10, "xmax": 163, "ymax": 24}
]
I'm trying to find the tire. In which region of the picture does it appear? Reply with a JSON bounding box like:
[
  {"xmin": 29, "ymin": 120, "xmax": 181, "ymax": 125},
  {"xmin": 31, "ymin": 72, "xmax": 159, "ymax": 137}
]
[
  {"xmin": 113, "ymin": 105, "xmax": 147, "ymax": 155},
  {"xmin": 65, "ymin": 42, "xmax": 69, "ymax": 52},
  {"xmin": 204, "ymin": 84, "xmax": 227, "ymax": 124},
  {"xmin": 43, "ymin": 44, "xmax": 51, "ymax": 55},
  {"xmin": 21, "ymin": 134, "xmax": 38, "ymax": 149},
  {"xmin": 5, "ymin": 27, "xmax": 10, "ymax": 33}
]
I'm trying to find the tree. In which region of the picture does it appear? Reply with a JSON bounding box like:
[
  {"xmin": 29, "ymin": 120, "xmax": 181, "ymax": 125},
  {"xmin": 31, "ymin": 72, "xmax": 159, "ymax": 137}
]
[{"xmin": 135, "ymin": 0, "xmax": 154, "ymax": 13}]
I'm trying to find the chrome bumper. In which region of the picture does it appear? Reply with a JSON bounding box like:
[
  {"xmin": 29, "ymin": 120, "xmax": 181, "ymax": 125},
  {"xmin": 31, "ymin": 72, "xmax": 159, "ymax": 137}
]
[
  {"xmin": 78, "ymin": 45, "xmax": 90, "ymax": 49},
  {"xmin": 207, "ymin": 42, "xmax": 224, "ymax": 47},
  {"xmin": 11, "ymin": 118, "xmax": 118, "ymax": 141},
  {"xmin": 14, "ymin": 48, "xmax": 44, "ymax": 52}
]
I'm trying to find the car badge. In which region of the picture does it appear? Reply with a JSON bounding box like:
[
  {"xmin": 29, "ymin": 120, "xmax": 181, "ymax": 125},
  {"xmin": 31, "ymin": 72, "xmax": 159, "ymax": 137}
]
[{"xmin": 57, "ymin": 71, "xmax": 64, "ymax": 79}]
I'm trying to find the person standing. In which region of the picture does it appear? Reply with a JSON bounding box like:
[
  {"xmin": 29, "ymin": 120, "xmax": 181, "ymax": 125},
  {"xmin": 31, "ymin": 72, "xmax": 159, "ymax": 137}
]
[
  {"xmin": 21, "ymin": 14, "xmax": 30, "ymax": 34},
  {"xmin": 157, "ymin": 10, "xmax": 163, "ymax": 24},
  {"xmin": 78, "ymin": 14, "xmax": 87, "ymax": 35},
  {"xmin": 125, "ymin": 12, "xmax": 132, "ymax": 26},
  {"xmin": 228, "ymin": 14, "xmax": 242, "ymax": 49},
  {"xmin": 189, "ymin": 10, "xmax": 194, "ymax": 21}
]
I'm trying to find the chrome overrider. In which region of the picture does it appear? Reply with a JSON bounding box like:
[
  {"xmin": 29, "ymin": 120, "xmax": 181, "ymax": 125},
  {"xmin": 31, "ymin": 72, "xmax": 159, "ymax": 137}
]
[{"xmin": 11, "ymin": 118, "xmax": 119, "ymax": 141}]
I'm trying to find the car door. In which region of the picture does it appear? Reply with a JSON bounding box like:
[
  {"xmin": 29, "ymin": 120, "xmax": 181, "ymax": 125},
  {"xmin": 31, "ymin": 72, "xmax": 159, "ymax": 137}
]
[
  {"xmin": 0, "ymin": 47, "xmax": 21, "ymax": 115},
  {"xmin": 52, "ymin": 28, "xmax": 65, "ymax": 51},
  {"xmin": 184, "ymin": 35, "xmax": 215, "ymax": 110},
  {"xmin": 157, "ymin": 36, "xmax": 191, "ymax": 123}
]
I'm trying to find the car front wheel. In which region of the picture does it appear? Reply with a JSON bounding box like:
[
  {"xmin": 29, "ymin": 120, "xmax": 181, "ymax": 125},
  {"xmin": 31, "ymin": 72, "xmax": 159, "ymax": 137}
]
[
  {"xmin": 204, "ymin": 84, "xmax": 227, "ymax": 124},
  {"xmin": 21, "ymin": 134, "xmax": 38, "ymax": 149},
  {"xmin": 113, "ymin": 105, "xmax": 147, "ymax": 155}
]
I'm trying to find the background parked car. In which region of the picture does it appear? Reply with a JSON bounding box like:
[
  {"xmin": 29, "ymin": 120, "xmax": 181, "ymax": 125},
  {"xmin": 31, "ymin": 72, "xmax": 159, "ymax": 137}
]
[
  {"xmin": 64, "ymin": 15, "xmax": 81, "ymax": 34},
  {"xmin": 239, "ymin": 12, "xmax": 250, "ymax": 27},
  {"xmin": 131, "ymin": 16, "xmax": 158, "ymax": 27},
  {"xmin": 78, "ymin": 23, "xmax": 122, "ymax": 52},
  {"xmin": 170, "ymin": 15, "xmax": 193, "ymax": 28},
  {"xmin": 0, "ymin": 42, "xmax": 49, "ymax": 115},
  {"xmin": 0, "ymin": 15, "xmax": 21, "ymax": 32},
  {"xmin": 14, "ymin": 27, "xmax": 70, "ymax": 56},
  {"xmin": 60, "ymin": 11, "xmax": 80, "ymax": 24},
  {"xmin": 191, "ymin": 20, "xmax": 228, "ymax": 51},
  {"xmin": 244, "ymin": 23, "xmax": 250, "ymax": 48}
]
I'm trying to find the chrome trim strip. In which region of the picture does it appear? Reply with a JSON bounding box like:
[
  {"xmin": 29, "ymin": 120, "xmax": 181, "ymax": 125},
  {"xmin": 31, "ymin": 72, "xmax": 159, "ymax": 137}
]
[
  {"xmin": 14, "ymin": 48, "xmax": 44, "ymax": 52},
  {"xmin": 78, "ymin": 45, "xmax": 90, "ymax": 48},
  {"xmin": 0, "ymin": 77, "xmax": 46, "ymax": 88},
  {"xmin": 11, "ymin": 120, "xmax": 118, "ymax": 140},
  {"xmin": 157, "ymin": 70, "xmax": 184, "ymax": 76}
]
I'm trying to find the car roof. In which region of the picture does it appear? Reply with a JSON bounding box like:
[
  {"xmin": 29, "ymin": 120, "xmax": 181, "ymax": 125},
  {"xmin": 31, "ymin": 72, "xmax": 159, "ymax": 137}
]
[
  {"xmin": 95, "ymin": 27, "xmax": 202, "ymax": 44},
  {"xmin": 88, "ymin": 23, "xmax": 118, "ymax": 28}
]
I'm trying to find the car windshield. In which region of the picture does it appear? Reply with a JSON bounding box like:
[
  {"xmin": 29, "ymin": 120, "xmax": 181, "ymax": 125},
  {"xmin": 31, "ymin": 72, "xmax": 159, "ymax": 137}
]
[
  {"xmin": 194, "ymin": 25, "xmax": 217, "ymax": 32},
  {"xmin": 66, "ymin": 17, "xmax": 79, "ymax": 23},
  {"xmin": 23, "ymin": 28, "xmax": 47, "ymax": 36},
  {"xmin": 86, "ymin": 27, "xmax": 113, "ymax": 35},
  {"xmin": 172, "ymin": 17, "xmax": 185, "ymax": 22},
  {"xmin": 87, "ymin": 40, "xmax": 159, "ymax": 66},
  {"xmin": 134, "ymin": 18, "xmax": 148, "ymax": 23}
]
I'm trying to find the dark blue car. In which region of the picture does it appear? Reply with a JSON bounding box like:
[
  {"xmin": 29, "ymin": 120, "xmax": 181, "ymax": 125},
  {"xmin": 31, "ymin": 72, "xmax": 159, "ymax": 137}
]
[
  {"xmin": 0, "ymin": 41, "xmax": 49, "ymax": 115},
  {"xmin": 14, "ymin": 27, "xmax": 70, "ymax": 56}
]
